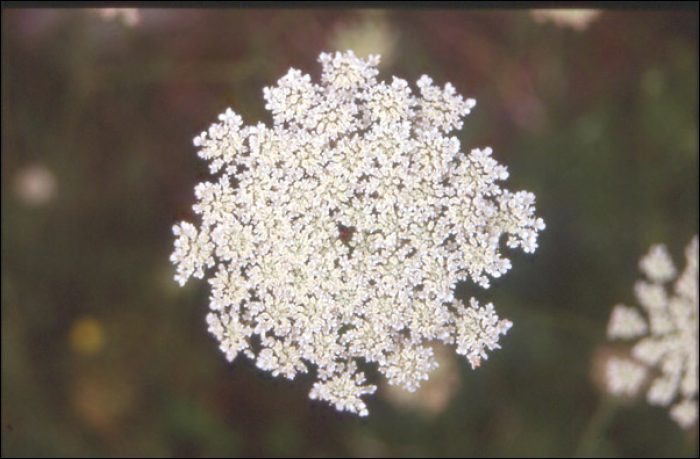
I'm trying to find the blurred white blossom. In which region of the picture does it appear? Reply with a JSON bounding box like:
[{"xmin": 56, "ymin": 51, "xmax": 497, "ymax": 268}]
[
  {"xmin": 13, "ymin": 163, "xmax": 58, "ymax": 206},
  {"xmin": 530, "ymin": 9, "xmax": 601, "ymax": 31},
  {"xmin": 607, "ymin": 236, "xmax": 699, "ymax": 429},
  {"xmin": 382, "ymin": 344, "xmax": 460, "ymax": 416},
  {"xmin": 92, "ymin": 8, "xmax": 141, "ymax": 27},
  {"xmin": 171, "ymin": 51, "xmax": 544, "ymax": 416}
]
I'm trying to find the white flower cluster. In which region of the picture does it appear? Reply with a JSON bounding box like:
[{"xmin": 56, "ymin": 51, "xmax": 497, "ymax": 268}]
[
  {"xmin": 171, "ymin": 51, "xmax": 545, "ymax": 416},
  {"xmin": 607, "ymin": 235, "xmax": 699, "ymax": 429}
]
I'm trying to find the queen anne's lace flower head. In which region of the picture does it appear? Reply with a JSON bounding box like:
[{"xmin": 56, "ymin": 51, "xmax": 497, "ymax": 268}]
[
  {"xmin": 607, "ymin": 236, "xmax": 699, "ymax": 429},
  {"xmin": 171, "ymin": 51, "xmax": 545, "ymax": 416}
]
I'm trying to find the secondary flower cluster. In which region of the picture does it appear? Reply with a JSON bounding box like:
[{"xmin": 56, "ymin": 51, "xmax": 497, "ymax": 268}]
[
  {"xmin": 607, "ymin": 235, "xmax": 699, "ymax": 429},
  {"xmin": 171, "ymin": 51, "xmax": 545, "ymax": 416}
]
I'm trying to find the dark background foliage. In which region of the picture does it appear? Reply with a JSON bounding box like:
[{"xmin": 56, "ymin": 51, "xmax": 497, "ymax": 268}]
[{"xmin": 2, "ymin": 7, "xmax": 698, "ymax": 457}]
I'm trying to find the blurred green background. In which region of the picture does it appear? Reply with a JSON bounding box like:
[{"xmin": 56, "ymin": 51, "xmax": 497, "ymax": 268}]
[{"xmin": 2, "ymin": 7, "xmax": 698, "ymax": 457}]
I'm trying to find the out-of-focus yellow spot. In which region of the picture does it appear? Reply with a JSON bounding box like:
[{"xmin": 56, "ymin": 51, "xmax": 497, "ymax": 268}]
[
  {"xmin": 69, "ymin": 316, "xmax": 105, "ymax": 356},
  {"xmin": 329, "ymin": 10, "xmax": 398, "ymax": 66}
]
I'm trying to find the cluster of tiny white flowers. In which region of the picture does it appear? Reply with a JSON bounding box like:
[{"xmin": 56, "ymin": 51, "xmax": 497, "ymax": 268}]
[
  {"xmin": 607, "ymin": 235, "xmax": 699, "ymax": 429},
  {"xmin": 171, "ymin": 51, "xmax": 545, "ymax": 416}
]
